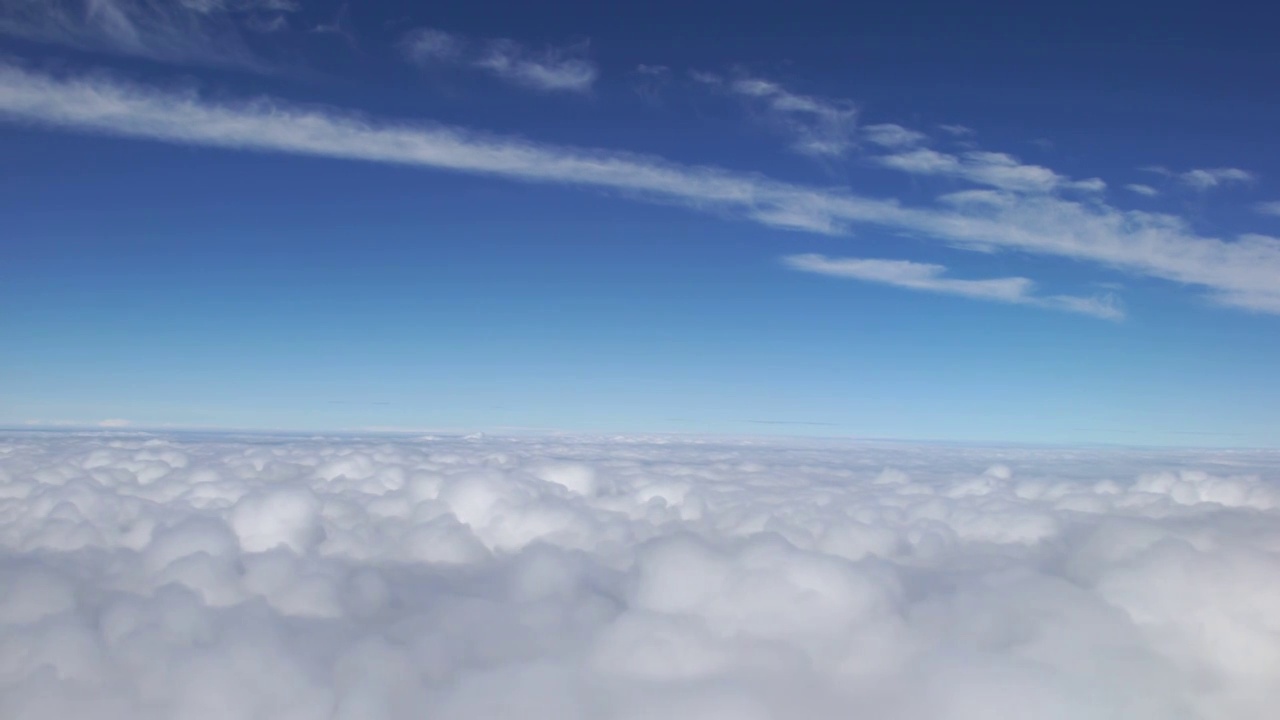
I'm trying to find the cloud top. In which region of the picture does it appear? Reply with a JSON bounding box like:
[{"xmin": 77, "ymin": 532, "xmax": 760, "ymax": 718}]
[{"xmin": 1, "ymin": 431, "xmax": 1279, "ymax": 718}]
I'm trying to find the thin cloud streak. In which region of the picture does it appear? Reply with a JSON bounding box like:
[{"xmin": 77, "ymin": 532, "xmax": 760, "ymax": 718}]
[
  {"xmin": 1, "ymin": 65, "xmax": 1279, "ymax": 314},
  {"xmin": 861, "ymin": 122, "xmax": 926, "ymax": 149},
  {"xmin": 0, "ymin": 0, "xmax": 296, "ymax": 71},
  {"xmin": 402, "ymin": 27, "xmax": 597, "ymax": 93},
  {"xmin": 693, "ymin": 72, "xmax": 858, "ymax": 158},
  {"xmin": 1143, "ymin": 165, "xmax": 1257, "ymax": 190},
  {"xmin": 784, "ymin": 254, "xmax": 1124, "ymax": 320},
  {"xmin": 876, "ymin": 148, "xmax": 1105, "ymax": 194},
  {"xmin": 1255, "ymin": 201, "xmax": 1280, "ymax": 217}
]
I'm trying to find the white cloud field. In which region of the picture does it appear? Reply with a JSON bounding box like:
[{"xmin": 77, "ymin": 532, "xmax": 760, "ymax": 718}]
[{"xmin": 1, "ymin": 431, "xmax": 1279, "ymax": 719}]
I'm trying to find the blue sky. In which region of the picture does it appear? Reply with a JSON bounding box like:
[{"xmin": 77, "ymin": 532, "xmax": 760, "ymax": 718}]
[{"xmin": 1, "ymin": 0, "xmax": 1279, "ymax": 445}]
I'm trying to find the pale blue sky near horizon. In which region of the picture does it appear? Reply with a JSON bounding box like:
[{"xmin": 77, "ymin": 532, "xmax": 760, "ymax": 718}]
[{"xmin": 1, "ymin": 0, "xmax": 1279, "ymax": 446}]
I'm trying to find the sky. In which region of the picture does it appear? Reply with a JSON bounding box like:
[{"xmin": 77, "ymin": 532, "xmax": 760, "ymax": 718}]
[{"xmin": 1, "ymin": 0, "xmax": 1279, "ymax": 445}]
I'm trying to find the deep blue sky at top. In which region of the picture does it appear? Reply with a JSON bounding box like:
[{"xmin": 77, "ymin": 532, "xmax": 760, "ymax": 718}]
[{"xmin": 1, "ymin": 0, "xmax": 1278, "ymax": 445}]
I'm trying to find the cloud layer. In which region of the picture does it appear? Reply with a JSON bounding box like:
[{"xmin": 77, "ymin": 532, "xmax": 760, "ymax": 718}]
[
  {"xmin": 1, "ymin": 431, "xmax": 1280, "ymax": 719},
  {"xmin": 2, "ymin": 65, "xmax": 1279, "ymax": 314}
]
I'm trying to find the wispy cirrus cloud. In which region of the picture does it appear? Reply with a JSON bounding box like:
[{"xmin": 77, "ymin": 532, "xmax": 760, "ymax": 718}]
[
  {"xmin": 784, "ymin": 254, "xmax": 1123, "ymax": 319},
  {"xmin": 937, "ymin": 123, "xmax": 974, "ymax": 137},
  {"xmin": 1254, "ymin": 201, "xmax": 1280, "ymax": 217},
  {"xmin": 877, "ymin": 148, "xmax": 1106, "ymax": 194},
  {"xmin": 402, "ymin": 27, "xmax": 597, "ymax": 93},
  {"xmin": 629, "ymin": 63, "xmax": 671, "ymax": 104},
  {"xmin": 1144, "ymin": 165, "xmax": 1257, "ymax": 190},
  {"xmin": 1126, "ymin": 183, "xmax": 1160, "ymax": 197},
  {"xmin": 861, "ymin": 122, "xmax": 927, "ymax": 149},
  {"xmin": 692, "ymin": 71, "xmax": 859, "ymax": 158},
  {"xmin": 0, "ymin": 0, "xmax": 297, "ymax": 70},
  {"xmin": 2, "ymin": 65, "xmax": 1279, "ymax": 315}
]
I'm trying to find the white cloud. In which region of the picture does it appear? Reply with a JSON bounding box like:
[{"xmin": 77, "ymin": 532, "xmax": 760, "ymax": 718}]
[
  {"xmin": 876, "ymin": 148, "xmax": 1105, "ymax": 194},
  {"xmin": 0, "ymin": 0, "xmax": 296, "ymax": 70},
  {"xmin": 402, "ymin": 27, "xmax": 597, "ymax": 93},
  {"xmin": 1069, "ymin": 176, "xmax": 1107, "ymax": 192},
  {"xmin": 694, "ymin": 72, "xmax": 859, "ymax": 158},
  {"xmin": 1126, "ymin": 183, "xmax": 1160, "ymax": 197},
  {"xmin": 861, "ymin": 122, "xmax": 926, "ymax": 148},
  {"xmin": 401, "ymin": 27, "xmax": 465, "ymax": 62},
  {"xmin": 1, "ymin": 431, "xmax": 1279, "ymax": 718},
  {"xmin": 630, "ymin": 64, "xmax": 671, "ymax": 104},
  {"xmin": 938, "ymin": 123, "xmax": 974, "ymax": 136},
  {"xmin": 1181, "ymin": 167, "xmax": 1256, "ymax": 189},
  {"xmin": 1255, "ymin": 201, "xmax": 1280, "ymax": 217},
  {"xmin": 784, "ymin": 253, "xmax": 1123, "ymax": 319},
  {"xmin": 1144, "ymin": 165, "xmax": 1257, "ymax": 190},
  {"xmin": 97, "ymin": 418, "xmax": 132, "ymax": 427},
  {"xmin": 1, "ymin": 66, "xmax": 1279, "ymax": 314}
]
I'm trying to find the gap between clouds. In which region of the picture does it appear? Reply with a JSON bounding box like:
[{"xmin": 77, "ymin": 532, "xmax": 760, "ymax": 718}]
[{"xmin": 1, "ymin": 65, "xmax": 1279, "ymax": 314}]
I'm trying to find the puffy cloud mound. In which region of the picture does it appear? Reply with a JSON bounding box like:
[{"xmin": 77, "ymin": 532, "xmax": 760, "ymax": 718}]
[{"xmin": 0, "ymin": 431, "xmax": 1279, "ymax": 719}]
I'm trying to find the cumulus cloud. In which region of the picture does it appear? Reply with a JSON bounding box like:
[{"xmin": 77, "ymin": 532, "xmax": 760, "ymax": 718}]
[
  {"xmin": 1, "ymin": 431, "xmax": 1280, "ymax": 719},
  {"xmin": 785, "ymin": 253, "xmax": 1123, "ymax": 319},
  {"xmin": 1126, "ymin": 183, "xmax": 1160, "ymax": 197},
  {"xmin": 693, "ymin": 72, "xmax": 859, "ymax": 158},
  {"xmin": 2, "ymin": 65, "xmax": 1280, "ymax": 314},
  {"xmin": 0, "ymin": 0, "xmax": 296, "ymax": 70},
  {"xmin": 1144, "ymin": 165, "xmax": 1258, "ymax": 190},
  {"xmin": 402, "ymin": 27, "xmax": 597, "ymax": 93}
]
